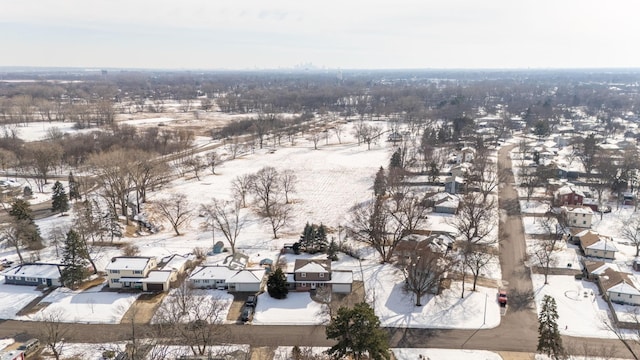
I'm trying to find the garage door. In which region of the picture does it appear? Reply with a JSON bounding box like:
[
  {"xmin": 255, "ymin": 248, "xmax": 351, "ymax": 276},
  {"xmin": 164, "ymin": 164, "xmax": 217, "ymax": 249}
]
[{"xmin": 146, "ymin": 283, "xmax": 165, "ymax": 292}]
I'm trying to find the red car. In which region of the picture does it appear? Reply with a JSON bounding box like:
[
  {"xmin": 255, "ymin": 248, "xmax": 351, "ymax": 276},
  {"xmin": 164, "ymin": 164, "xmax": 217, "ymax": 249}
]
[{"xmin": 498, "ymin": 290, "xmax": 508, "ymax": 306}]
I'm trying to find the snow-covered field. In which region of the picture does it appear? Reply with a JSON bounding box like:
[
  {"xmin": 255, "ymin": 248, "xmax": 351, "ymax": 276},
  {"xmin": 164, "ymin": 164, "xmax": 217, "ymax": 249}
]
[{"xmin": 0, "ymin": 281, "xmax": 42, "ymax": 319}]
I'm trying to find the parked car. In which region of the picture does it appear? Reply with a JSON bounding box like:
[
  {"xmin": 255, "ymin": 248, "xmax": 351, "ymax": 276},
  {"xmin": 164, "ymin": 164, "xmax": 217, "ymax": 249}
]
[
  {"xmin": 18, "ymin": 338, "xmax": 40, "ymax": 356},
  {"xmin": 498, "ymin": 290, "xmax": 508, "ymax": 307},
  {"xmin": 0, "ymin": 259, "xmax": 14, "ymax": 267},
  {"xmin": 241, "ymin": 306, "xmax": 254, "ymax": 322},
  {"xmin": 245, "ymin": 295, "xmax": 257, "ymax": 307}
]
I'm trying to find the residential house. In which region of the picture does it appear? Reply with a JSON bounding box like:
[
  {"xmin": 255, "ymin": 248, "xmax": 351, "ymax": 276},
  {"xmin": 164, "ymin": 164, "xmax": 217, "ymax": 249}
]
[
  {"xmin": 448, "ymin": 163, "xmax": 473, "ymax": 178},
  {"xmin": 582, "ymin": 259, "xmax": 619, "ymax": 280},
  {"xmin": 555, "ymin": 185, "xmax": 585, "ymax": 206},
  {"xmin": 425, "ymin": 192, "xmax": 459, "ymax": 214},
  {"xmin": 288, "ymin": 259, "xmax": 352, "ymax": 293},
  {"xmin": 599, "ymin": 268, "xmax": 640, "ymax": 306},
  {"xmin": 444, "ymin": 176, "xmax": 465, "ymax": 195},
  {"xmin": 2, "ymin": 263, "xmax": 65, "ymax": 287},
  {"xmin": 575, "ymin": 230, "xmax": 618, "ymax": 259},
  {"xmin": 158, "ymin": 254, "xmax": 192, "ymax": 283},
  {"xmin": 105, "ymin": 256, "xmax": 158, "ymax": 290},
  {"xmin": 456, "ymin": 147, "xmax": 476, "ymax": 163},
  {"xmin": 189, "ymin": 265, "xmax": 266, "ymax": 292},
  {"xmin": 395, "ymin": 233, "xmax": 454, "ymax": 266},
  {"xmin": 562, "ymin": 206, "xmax": 593, "ymax": 228}
]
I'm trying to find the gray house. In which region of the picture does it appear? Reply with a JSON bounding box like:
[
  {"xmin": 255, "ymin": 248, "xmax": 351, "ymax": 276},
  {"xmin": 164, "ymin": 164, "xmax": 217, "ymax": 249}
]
[{"xmin": 2, "ymin": 263, "xmax": 65, "ymax": 287}]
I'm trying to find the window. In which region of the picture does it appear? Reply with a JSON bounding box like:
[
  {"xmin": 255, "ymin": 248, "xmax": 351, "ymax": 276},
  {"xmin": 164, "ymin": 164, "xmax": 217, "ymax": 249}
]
[
  {"xmin": 301, "ymin": 273, "xmax": 306, "ymax": 278},
  {"xmin": 319, "ymin": 273, "xmax": 325, "ymax": 278},
  {"xmin": 112, "ymin": 278, "xmax": 120, "ymax": 283},
  {"xmin": 583, "ymin": 221, "xmax": 586, "ymax": 225},
  {"xmin": 133, "ymin": 270, "xmax": 143, "ymax": 275},
  {"xmin": 582, "ymin": 214, "xmax": 586, "ymax": 217},
  {"xmin": 109, "ymin": 270, "xmax": 120, "ymax": 274}
]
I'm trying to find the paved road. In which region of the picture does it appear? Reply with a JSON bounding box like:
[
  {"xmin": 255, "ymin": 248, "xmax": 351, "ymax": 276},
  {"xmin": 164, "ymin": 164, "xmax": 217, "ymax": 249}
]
[{"xmin": 0, "ymin": 144, "xmax": 638, "ymax": 358}]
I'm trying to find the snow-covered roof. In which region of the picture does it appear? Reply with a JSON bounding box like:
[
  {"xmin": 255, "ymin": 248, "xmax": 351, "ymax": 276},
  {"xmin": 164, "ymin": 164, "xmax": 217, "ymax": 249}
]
[
  {"xmin": 556, "ymin": 185, "xmax": 585, "ymax": 197},
  {"xmin": 608, "ymin": 282, "xmax": 640, "ymax": 296},
  {"xmin": 189, "ymin": 265, "xmax": 236, "ymax": 281},
  {"xmin": 2, "ymin": 263, "xmax": 62, "ymax": 279},
  {"xmin": 329, "ymin": 270, "xmax": 353, "ymax": 284},
  {"xmin": 228, "ymin": 269, "xmax": 265, "ymax": 284},
  {"xmin": 562, "ymin": 206, "xmax": 593, "ymax": 215},
  {"xmin": 587, "ymin": 240, "xmax": 618, "ymax": 252},
  {"xmin": 105, "ymin": 257, "xmax": 154, "ymax": 271},
  {"xmin": 141, "ymin": 270, "xmax": 172, "ymax": 283},
  {"xmin": 296, "ymin": 262, "xmax": 329, "ymax": 273},
  {"xmin": 159, "ymin": 254, "xmax": 191, "ymax": 272}
]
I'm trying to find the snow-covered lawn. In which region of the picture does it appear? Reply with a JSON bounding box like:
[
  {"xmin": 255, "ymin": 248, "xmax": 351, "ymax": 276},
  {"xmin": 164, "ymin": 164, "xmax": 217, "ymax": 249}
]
[
  {"xmin": 520, "ymin": 200, "xmax": 552, "ymax": 214},
  {"xmin": 0, "ymin": 282, "xmax": 43, "ymax": 319},
  {"xmin": 1, "ymin": 121, "xmax": 91, "ymax": 142},
  {"xmin": 532, "ymin": 274, "xmax": 618, "ymax": 338},
  {"xmin": 393, "ymin": 348, "xmax": 502, "ymax": 360},
  {"xmin": 525, "ymin": 238, "xmax": 581, "ymax": 270},
  {"xmin": 253, "ymin": 292, "xmax": 328, "ymax": 325},
  {"xmin": 365, "ymin": 264, "xmax": 501, "ymax": 329},
  {"xmin": 18, "ymin": 285, "xmax": 139, "ymax": 324},
  {"xmin": 151, "ymin": 288, "xmax": 234, "ymax": 324},
  {"xmin": 522, "ymin": 216, "xmax": 557, "ymax": 235}
]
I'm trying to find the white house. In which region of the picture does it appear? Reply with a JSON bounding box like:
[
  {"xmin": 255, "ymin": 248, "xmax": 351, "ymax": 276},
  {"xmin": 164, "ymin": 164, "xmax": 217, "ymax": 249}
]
[
  {"xmin": 599, "ymin": 268, "xmax": 640, "ymax": 306},
  {"xmin": 456, "ymin": 147, "xmax": 476, "ymax": 163},
  {"xmin": 105, "ymin": 256, "xmax": 158, "ymax": 290},
  {"xmin": 578, "ymin": 231, "xmax": 618, "ymax": 260},
  {"xmin": 189, "ymin": 265, "xmax": 265, "ymax": 292},
  {"xmin": 562, "ymin": 205, "xmax": 594, "ymax": 228}
]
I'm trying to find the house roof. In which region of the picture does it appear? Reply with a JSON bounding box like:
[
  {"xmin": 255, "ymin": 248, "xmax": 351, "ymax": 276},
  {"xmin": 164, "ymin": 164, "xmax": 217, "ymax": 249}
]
[
  {"xmin": 141, "ymin": 270, "xmax": 172, "ymax": 283},
  {"xmin": 159, "ymin": 254, "xmax": 191, "ymax": 272},
  {"xmin": 582, "ymin": 260, "xmax": 619, "ymax": 275},
  {"xmin": 556, "ymin": 185, "xmax": 585, "ymax": 197},
  {"xmin": 572, "ymin": 229, "xmax": 599, "ymax": 237},
  {"xmin": 608, "ymin": 282, "xmax": 640, "ymax": 296},
  {"xmin": 294, "ymin": 259, "xmax": 330, "ymax": 273},
  {"xmin": 105, "ymin": 257, "xmax": 154, "ymax": 271},
  {"xmin": 2, "ymin": 263, "xmax": 63, "ymax": 279},
  {"xmin": 189, "ymin": 265, "xmax": 237, "ymax": 281},
  {"xmin": 599, "ymin": 268, "xmax": 636, "ymax": 292},
  {"xmin": 562, "ymin": 206, "xmax": 593, "ymax": 215},
  {"xmin": 227, "ymin": 269, "xmax": 265, "ymax": 284}
]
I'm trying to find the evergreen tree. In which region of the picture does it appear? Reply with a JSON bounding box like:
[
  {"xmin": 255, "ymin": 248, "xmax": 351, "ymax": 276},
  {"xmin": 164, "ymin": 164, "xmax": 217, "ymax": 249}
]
[
  {"xmin": 51, "ymin": 181, "xmax": 69, "ymax": 214},
  {"xmin": 267, "ymin": 267, "xmax": 289, "ymax": 299},
  {"xmin": 316, "ymin": 223, "xmax": 328, "ymax": 251},
  {"xmin": 327, "ymin": 238, "xmax": 339, "ymax": 261},
  {"xmin": 60, "ymin": 230, "xmax": 89, "ymax": 289},
  {"xmin": 9, "ymin": 199, "xmax": 42, "ymax": 248},
  {"xmin": 326, "ymin": 302, "xmax": 390, "ymax": 360},
  {"xmin": 68, "ymin": 172, "xmax": 81, "ymax": 201},
  {"xmin": 389, "ymin": 148, "xmax": 403, "ymax": 169},
  {"xmin": 373, "ymin": 167, "xmax": 387, "ymax": 197},
  {"xmin": 537, "ymin": 295, "xmax": 565, "ymax": 360}
]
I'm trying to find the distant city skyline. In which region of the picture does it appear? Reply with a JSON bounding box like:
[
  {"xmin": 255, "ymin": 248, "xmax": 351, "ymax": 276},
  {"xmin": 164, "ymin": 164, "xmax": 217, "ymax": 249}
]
[{"xmin": 2, "ymin": 0, "xmax": 640, "ymax": 70}]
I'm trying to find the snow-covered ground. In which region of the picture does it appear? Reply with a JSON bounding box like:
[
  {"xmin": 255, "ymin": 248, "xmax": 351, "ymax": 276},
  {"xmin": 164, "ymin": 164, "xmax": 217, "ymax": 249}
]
[{"xmin": 0, "ymin": 281, "xmax": 43, "ymax": 319}]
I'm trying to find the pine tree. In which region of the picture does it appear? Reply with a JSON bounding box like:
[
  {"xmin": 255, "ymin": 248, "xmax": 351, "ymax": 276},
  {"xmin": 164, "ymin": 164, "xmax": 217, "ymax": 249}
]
[
  {"xmin": 390, "ymin": 148, "xmax": 403, "ymax": 169},
  {"xmin": 68, "ymin": 172, "xmax": 81, "ymax": 201},
  {"xmin": 373, "ymin": 166, "xmax": 387, "ymax": 197},
  {"xmin": 326, "ymin": 302, "xmax": 390, "ymax": 360},
  {"xmin": 9, "ymin": 199, "xmax": 42, "ymax": 248},
  {"xmin": 51, "ymin": 181, "xmax": 69, "ymax": 214},
  {"xmin": 537, "ymin": 295, "xmax": 565, "ymax": 360},
  {"xmin": 267, "ymin": 267, "xmax": 288, "ymax": 299},
  {"xmin": 60, "ymin": 230, "xmax": 89, "ymax": 289}
]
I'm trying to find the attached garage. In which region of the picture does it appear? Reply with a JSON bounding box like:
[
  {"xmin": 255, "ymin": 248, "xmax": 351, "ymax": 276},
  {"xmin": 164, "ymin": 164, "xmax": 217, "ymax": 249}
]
[
  {"xmin": 330, "ymin": 271, "xmax": 354, "ymax": 294},
  {"xmin": 142, "ymin": 270, "xmax": 172, "ymax": 292},
  {"xmin": 227, "ymin": 269, "xmax": 265, "ymax": 293}
]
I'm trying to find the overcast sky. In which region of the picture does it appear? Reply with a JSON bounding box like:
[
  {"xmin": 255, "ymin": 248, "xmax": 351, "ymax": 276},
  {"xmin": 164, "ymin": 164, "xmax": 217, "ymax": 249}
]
[{"xmin": 2, "ymin": 0, "xmax": 640, "ymax": 70}]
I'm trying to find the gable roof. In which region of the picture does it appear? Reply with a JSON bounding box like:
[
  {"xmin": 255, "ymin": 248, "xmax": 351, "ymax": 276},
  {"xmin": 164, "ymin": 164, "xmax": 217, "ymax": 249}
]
[
  {"xmin": 562, "ymin": 205, "xmax": 593, "ymax": 215},
  {"xmin": 189, "ymin": 265, "xmax": 237, "ymax": 281},
  {"xmin": 599, "ymin": 268, "xmax": 637, "ymax": 293},
  {"xmin": 556, "ymin": 185, "xmax": 585, "ymax": 198},
  {"xmin": 228, "ymin": 269, "xmax": 266, "ymax": 283},
  {"xmin": 294, "ymin": 259, "xmax": 330, "ymax": 273}
]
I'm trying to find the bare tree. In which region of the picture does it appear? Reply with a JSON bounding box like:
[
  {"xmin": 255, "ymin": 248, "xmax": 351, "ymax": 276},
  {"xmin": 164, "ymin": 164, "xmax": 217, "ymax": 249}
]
[
  {"xmin": 38, "ymin": 310, "xmax": 71, "ymax": 360},
  {"xmin": 24, "ymin": 141, "xmax": 63, "ymax": 192},
  {"xmin": 267, "ymin": 202, "xmax": 291, "ymax": 239},
  {"xmin": 404, "ymin": 247, "xmax": 454, "ymax": 306},
  {"xmin": 155, "ymin": 287, "xmax": 229, "ymax": 356},
  {"xmin": 280, "ymin": 169, "xmax": 297, "ymax": 204},
  {"xmin": 251, "ymin": 166, "xmax": 281, "ymax": 217},
  {"xmin": 532, "ymin": 215, "xmax": 564, "ymax": 285},
  {"xmin": 390, "ymin": 194, "xmax": 428, "ymax": 233},
  {"xmin": 448, "ymin": 193, "xmax": 496, "ymax": 246},
  {"xmin": 464, "ymin": 244, "xmax": 495, "ymax": 292},
  {"xmin": 1, "ymin": 223, "xmax": 25, "ymax": 263},
  {"xmin": 349, "ymin": 196, "xmax": 405, "ymax": 263},
  {"xmin": 200, "ymin": 199, "xmax": 246, "ymax": 254},
  {"xmin": 232, "ymin": 174, "xmax": 253, "ymax": 208},
  {"xmin": 88, "ymin": 149, "xmax": 133, "ymax": 222},
  {"xmin": 129, "ymin": 150, "xmax": 170, "ymax": 214},
  {"xmin": 155, "ymin": 194, "xmax": 193, "ymax": 236},
  {"xmin": 333, "ymin": 123, "xmax": 344, "ymax": 144},
  {"xmin": 310, "ymin": 128, "xmax": 322, "ymax": 150},
  {"xmin": 621, "ymin": 216, "xmax": 640, "ymax": 257},
  {"xmin": 206, "ymin": 151, "xmax": 219, "ymax": 174},
  {"xmin": 361, "ymin": 124, "xmax": 383, "ymax": 150},
  {"xmin": 185, "ymin": 155, "xmax": 204, "ymax": 181}
]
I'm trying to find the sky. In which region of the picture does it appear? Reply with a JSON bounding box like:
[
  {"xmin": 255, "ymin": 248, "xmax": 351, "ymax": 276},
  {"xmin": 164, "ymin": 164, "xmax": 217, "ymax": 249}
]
[{"xmin": 1, "ymin": 0, "xmax": 640, "ymax": 70}]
